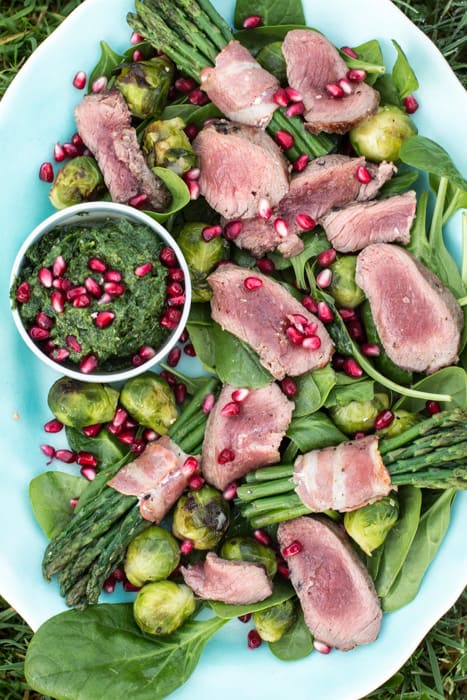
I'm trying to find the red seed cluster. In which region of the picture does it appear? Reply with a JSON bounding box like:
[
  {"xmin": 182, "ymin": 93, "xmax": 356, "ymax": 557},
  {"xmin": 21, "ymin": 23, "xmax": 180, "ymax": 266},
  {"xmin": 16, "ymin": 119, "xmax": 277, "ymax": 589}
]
[{"xmin": 285, "ymin": 313, "xmax": 321, "ymax": 351}]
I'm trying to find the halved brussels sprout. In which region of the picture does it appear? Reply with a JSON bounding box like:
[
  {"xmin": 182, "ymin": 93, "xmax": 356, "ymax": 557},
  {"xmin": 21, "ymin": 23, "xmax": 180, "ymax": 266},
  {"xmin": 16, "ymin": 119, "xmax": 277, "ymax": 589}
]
[
  {"xmin": 49, "ymin": 156, "xmax": 105, "ymax": 210},
  {"xmin": 143, "ymin": 117, "xmax": 197, "ymax": 175},
  {"xmin": 344, "ymin": 495, "xmax": 399, "ymax": 555},
  {"xmin": 124, "ymin": 525, "xmax": 180, "ymax": 588},
  {"xmin": 349, "ymin": 105, "xmax": 417, "ymax": 162},
  {"xmin": 220, "ymin": 536, "xmax": 277, "ymax": 578},
  {"xmin": 133, "ymin": 581, "xmax": 195, "ymax": 635},
  {"xmin": 172, "ymin": 484, "xmax": 230, "ymax": 549},
  {"xmin": 253, "ymin": 599, "xmax": 296, "ymax": 642},
  {"xmin": 114, "ymin": 56, "xmax": 174, "ymax": 119},
  {"xmin": 327, "ymin": 255, "xmax": 365, "ymax": 309},
  {"xmin": 329, "ymin": 392, "xmax": 390, "ymax": 435},
  {"xmin": 177, "ymin": 222, "xmax": 227, "ymax": 302},
  {"xmin": 47, "ymin": 377, "xmax": 119, "ymax": 428},
  {"xmin": 120, "ymin": 373, "xmax": 178, "ymax": 434}
]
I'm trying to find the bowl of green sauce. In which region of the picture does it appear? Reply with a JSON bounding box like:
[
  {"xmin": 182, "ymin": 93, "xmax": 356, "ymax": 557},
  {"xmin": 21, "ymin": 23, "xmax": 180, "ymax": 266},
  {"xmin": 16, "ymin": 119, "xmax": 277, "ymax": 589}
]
[{"xmin": 10, "ymin": 201, "xmax": 192, "ymax": 382}]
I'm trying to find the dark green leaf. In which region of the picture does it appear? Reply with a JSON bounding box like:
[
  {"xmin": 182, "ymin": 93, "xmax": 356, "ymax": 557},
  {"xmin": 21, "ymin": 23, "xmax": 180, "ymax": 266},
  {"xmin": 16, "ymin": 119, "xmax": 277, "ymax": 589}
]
[
  {"xmin": 65, "ymin": 426, "xmax": 126, "ymax": 469},
  {"xmin": 289, "ymin": 230, "xmax": 329, "ymax": 290},
  {"xmin": 325, "ymin": 378, "xmax": 374, "ymax": 408},
  {"xmin": 269, "ymin": 607, "xmax": 313, "ymax": 661},
  {"xmin": 395, "ymin": 367, "xmax": 467, "ymax": 413},
  {"xmin": 25, "ymin": 604, "xmax": 225, "ymax": 700},
  {"xmin": 234, "ymin": 25, "xmax": 308, "ymax": 55},
  {"xmin": 400, "ymin": 135, "xmax": 467, "ymax": 191},
  {"xmin": 29, "ymin": 471, "xmax": 88, "ymax": 540},
  {"xmin": 209, "ymin": 578, "xmax": 295, "ymax": 618},
  {"xmin": 185, "ymin": 102, "xmax": 223, "ymax": 128},
  {"xmin": 391, "ymin": 40, "xmax": 419, "ymax": 99},
  {"xmin": 343, "ymin": 39, "xmax": 385, "ymax": 84},
  {"xmin": 145, "ymin": 167, "xmax": 190, "ymax": 223},
  {"xmin": 374, "ymin": 74, "xmax": 402, "ymax": 106},
  {"xmin": 287, "ymin": 411, "xmax": 347, "ymax": 452},
  {"xmin": 379, "ymin": 169, "xmax": 419, "ymax": 198},
  {"xmin": 292, "ymin": 365, "xmax": 336, "ymax": 417},
  {"xmin": 234, "ymin": 1, "xmax": 305, "ymax": 30},
  {"xmin": 88, "ymin": 41, "xmax": 123, "ymax": 91},
  {"xmin": 212, "ymin": 323, "xmax": 273, "ymax": 388}
]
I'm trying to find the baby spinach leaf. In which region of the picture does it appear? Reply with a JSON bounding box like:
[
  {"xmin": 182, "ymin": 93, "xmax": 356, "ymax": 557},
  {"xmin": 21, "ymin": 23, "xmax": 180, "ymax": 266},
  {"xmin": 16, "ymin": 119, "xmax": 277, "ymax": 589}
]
[
  {"xmin": 292, "ymin": 365, "xmax": 336, "ymax": 417},
  {"xmin": 234, "ymin": 0, "xmax": 305, "ymax": 30},
  {"xmin": 343, "ymin": 39, "xmax": 385, "ymax": 85},
  {"xmin": 146, "ymin": 168, "xmax": 190, "ymax": 223},
  {"xmin": 375, "ymin": 485, "xmax": 422, "ymax": 597},
  {"xmin": 406, "ymin": 190, "xmax": 434, "ymax": 269},
  {"xmin": 212, "ymin": 323, "xmax": 273, "ymax": 388},
  {"xmin": 209, "ymin": 578, "xmax": 295, "ymax": 619},
  {"xmin": 87, "ymin": 41, "xmax": 123, "ymax": 91},
  {"xmin": 234, "ymin": 25, "xmax": 308, "ymax": 55},
  {"xmin": 400, "ymin": 135, "xmax": 467, "ymax": 191},
  {"xmin": 65, "ymin": 426, "xmax": 126, "ymax": 469},
  {"xmin": 187, "ymin": 303, "xmax": 217, "ymax": 371},
  {"xmin": 269, "ymin": 607, "xmax": 313, "ymax": 661},
  {"xmin": 391, "ymin": 40, "xmax": 419, "ymax": 99},
  {"xmin": 287, "ymin": 411, "xmax": 347, "ymax": 452},
  {"xmin": 25, "ymin": 604, "xmax": 226, "ymax": 700},
  {"xmin": 290, "ymin": 230, "xmax": 329, "ymax": 290},
  {"xmin": 29, "ymin": 471, "xmax": 87, "ymax": 540},
  {"xmin": 382, "ymin": 489, "xmax": 456, "ymax": 612},
  {"xmin": 373, "ymin": 74, "xmax": 402, "ymax": 106},
  {"xmin": 185, "ymin": 102, "xmax": 223, "ymax": 128},
  {"xmin": 395, "ymin": 367, "xmax": 467, "ymax": 413}
]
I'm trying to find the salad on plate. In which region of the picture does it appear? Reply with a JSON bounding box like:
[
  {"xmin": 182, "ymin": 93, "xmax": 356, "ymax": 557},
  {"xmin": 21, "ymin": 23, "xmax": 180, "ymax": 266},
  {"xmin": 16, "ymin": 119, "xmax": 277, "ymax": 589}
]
[{"xmin": 2, "ymin": 0, "xmax": 467, "ymax": 699}]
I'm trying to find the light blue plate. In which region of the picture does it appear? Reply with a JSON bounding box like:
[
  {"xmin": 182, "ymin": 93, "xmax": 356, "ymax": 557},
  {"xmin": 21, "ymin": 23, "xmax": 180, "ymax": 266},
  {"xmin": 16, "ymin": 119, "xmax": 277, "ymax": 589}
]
[{"xmin": 0, "ymin": 1, "xmax": 466, "ymax": 699}]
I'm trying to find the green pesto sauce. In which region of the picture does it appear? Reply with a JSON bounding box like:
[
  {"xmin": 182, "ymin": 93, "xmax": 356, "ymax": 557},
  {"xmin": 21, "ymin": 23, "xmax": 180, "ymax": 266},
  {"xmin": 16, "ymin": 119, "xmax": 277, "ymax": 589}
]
[{"xmin": 14, "ymin": 217, "xmax": 171, "ymax": 371}]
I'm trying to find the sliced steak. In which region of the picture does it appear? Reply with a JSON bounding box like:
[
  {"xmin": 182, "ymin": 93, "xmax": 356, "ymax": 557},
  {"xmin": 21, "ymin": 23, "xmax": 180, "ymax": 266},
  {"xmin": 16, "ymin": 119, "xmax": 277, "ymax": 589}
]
[
  {"xmin": 208, "ymin": 263, "xmax": 334, "ymax": 379},
  {"xmin": 277, "ymin": 516, "xmax": 382, "ymax": 650},
  {"xmin": 108, "ymin": 436, "xmax": 192, "ymax": 522},
  {"xmin": 232, "ymin": 215, "xmax": 304, "ymax": 259},
  {"xmin": 181, "ymin": 552, "xmax": 273, "ymax": 604},
  {"xmin": 355, "ymin": 243, "xmax": 463, "ymax": 373},
  {"xmin": 200, "ymin": 40, "xmax": 279, "ymax": 127},
  {"xmin": 320, "ymin": 190, "xmax": 417, "ymax": 252},
  {"xmin": 201, "ymin": 383, "xmax": 294, "ymax": 490},
  {"xmin": 293, "ymin": 435, "xmax": 392, "ymax": 512},
  {"xmin": 74, "ymin": 90, "xmax": 171, "ymax": 211},
  {"xmin": 193, "ymin": 120, "xmax": 289, "ymax": 220},
  {"xmin": 282, "ymin": 29, "xmax": 380, "ymax": 134}
]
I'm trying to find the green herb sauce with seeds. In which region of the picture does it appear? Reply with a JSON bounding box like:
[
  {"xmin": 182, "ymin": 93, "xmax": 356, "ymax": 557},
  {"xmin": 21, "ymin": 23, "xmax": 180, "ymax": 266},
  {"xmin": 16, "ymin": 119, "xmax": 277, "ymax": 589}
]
[{"xmin": 13, "ymin": 217, "xmax": 170, "ymax": 371}]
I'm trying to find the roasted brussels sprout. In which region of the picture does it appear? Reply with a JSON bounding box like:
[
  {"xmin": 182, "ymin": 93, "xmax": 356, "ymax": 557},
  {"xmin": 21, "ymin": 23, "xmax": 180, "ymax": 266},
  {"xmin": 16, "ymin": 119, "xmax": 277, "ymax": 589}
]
[
  {"xmin": 344, "ymin": 496, "xmax": 399, "ymax": 555},
  {"xmin": 120, "ymin": 373, "xmax": 178, "ymax": 435},
  {"xmin": 143, "ymin": 117, "xmax": 197, "ymax": 175},
  {"xmin": 172, "ymin": 485, "xmax": 230, "ymax": 549},
  {"xmin": 349, "ymin": 105, "xmax": 417, "ymax": 162},
  {"xmin": 377, "ymin": 409, "xmax": 421, "ymax": 438},
  {"xmin": 49, "ymin": 156, "xmax": 105, "ymax": 210},
  {"xmin": 133, "ymin": 581, "xmax": 195, "ymax": 635},
  {"xmin": 177, "ymin": 222, "xmax": 227, "ymax": 302},
  {"xmin": 329, "ymin": 392, "xmax": 390, "ymax": 435},
  {"xmin": 253, "ymin": 599, "xmax": 296, "ymax": 642},
  {"xmin": 124, "ymin": 526, "xmax": 180, "ymax": 588},
  {"xmin": 327, "ymin": 255, "xmax": 365, "ymax": 309},
  {"xmin": 220, "ymin": 536, "xmax": 277, "ymax": 578},
  {"xmin": 47, "ymin": 377, "xmax": 119, "ymax": 428},
  {"xmin": 256, "ymin": 42, "xmax": 287, "ymax": 83},
  {"xmin": 114, "ymin": 56, "xmax": 174, "ymax": 119}
]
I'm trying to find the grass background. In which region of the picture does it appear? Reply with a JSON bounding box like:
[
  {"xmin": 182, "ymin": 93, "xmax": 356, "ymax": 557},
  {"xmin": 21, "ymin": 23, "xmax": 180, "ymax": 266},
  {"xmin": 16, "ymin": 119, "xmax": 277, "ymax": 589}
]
[{"xmin": 0, "ymin": 0, "xmax": 466, "ymax": 698}]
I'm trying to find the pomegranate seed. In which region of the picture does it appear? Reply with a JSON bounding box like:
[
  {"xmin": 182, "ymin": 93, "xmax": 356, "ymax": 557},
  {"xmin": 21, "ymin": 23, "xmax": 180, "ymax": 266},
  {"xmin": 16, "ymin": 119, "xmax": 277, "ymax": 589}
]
[
  {"xmin": 51, "ymin": 347, "xmax": 70, "ymax": 362},
  {"xmin": 244, "ymin": 276, "xmax": 263, "ymax": 291},
  {"xmin": 274, "ymin": 218, "xmax": 289, "ymax": 238},
  {"xmin": 81, "ymin": 466, "xmax": 97, "ymax": 481},
  {"xmin": 139, "ymin": 346, "xmax": 157, "ymax": 362},
  {"xmin": 80, "ymin": 353, "xmax": 98, "ymax": 373},
  {"xmin": 314, "ymin": 640, "xmax": 332, "ymax": 654},
  {"xmin": 44, "ymin": 418, "xmax": 63, "ymax": 433},
  {"xmin": 317, "ymin": 301, "xmax": 334, "ymax": 323},
  {"xmin": 282, "ymin": 540, "xmax": 303, "ymax": 557},
  {"xmin": 52, "ymin": 255, "xmax": 67, "ymax": 277},
  {"xmin": 221, "ymin": 401, "xmax": 241, "ymax": 417},
  {"xmin": 180, "ymin": 539, "xmax": 194, "ymax": 555},
  {"xmin": 238, "ymin": 613, "xmax": 252, "ymax": 623},
  {"xmin": 256, "ymin": 257, "xmax": 275, "ymax": 274},
  {"xmin": 285, "ymin": 101, "xmax": 304, "ymax": 117},
  {"xmin": 188, "ymin": 474, "xmax": 205, "ymax": 490},
  {"xmin": 40, "ymin": 444, "xmax": 55, "ymax": 459},
  {"xmin": 93, "ymin": 311, "xmax": 115, "ymax": 328},
  {"xmin": 275, "ymin": 129, "xmax": 295, "ymax": 150},
  {"xmin": 295, "ymin": 213, "xmax": 316, "ymax": 231},
  {"xmin": 253, "ymin": 529, "xmax": 271, "ymax": 546},
  {"xmin": 343, "ymin": 357, "xmax": 363, "ymax": 378},
  {"xmin": 112, "ymin": 408, "xmax": 128, "ymax": 428},
  {"xmin": 356, "ymin": 165, "xmax": 372, "ymax": 184},
  {"xmin": 338, "ymin": 308, "xmax": 357, "ymax": 321},
  {"xmin": 36, "ymin": 312, "xmax": 54, "ymax": 330},
  {"xmin": 302, "ymin": 295, "xmax": 318, "ymax": 313},
  {"xmin": 107, "ymin": 422, "xmax": 122, "ymax": 436},
  {"xmin": 354, "ymin": 431, "xmax": 367, "ymax": 440},
  {"xmin": 347, "ymin": 319, "xmax": 365, "ymax": 342},
  {"xmin": 202, "ymin": 393, "xmax": 216, "ymax": 414},
  {"xmin": 316, "ymin": 268, "xmax": 332, "ymax": 289},
  {"xmin": 167, "ymin": 282, "xmax": 184, "ymax": 298},
  {"xmin": 128, "ymin": 193, "xmax": 148, "ymax": 208},
  {"xmin": 77, "ymin": 451, "xmax": 98, "ymax": 467},
  {"xmin": 331, "ymin": 354, "xmax": 345, "ymax": 371},
  {"xmin": 374, "ymin": 409, "xmax": 394, "ymax": 431},
  {"xmin": 286, "ymin": 326, "xmax": 304, "ymax": 345},
  {"xmin": 167, "ymin": 346, "xmax": 181, "ymax": 367},
  {"xmin": 175, "ymin": 383, "xmax": 187, "ymax": 404},
  {"xmin": 184, "ymin": 168, "xmax": 200, "ymax": 182},
  {"xmin": 258, "ymin": 197, "xmax": 272, "ymax": 220},
  {"xmin": 55, "ymin": 449, "xmax": 76, "ymax": 464},
  {"xmin": 202, "ymin": 225, "xmax": 223, "ymax": 241},
  {"xmin": 88, "ymin": 257, "xmax": 107, "ymax": 273},
  {"xmin": 175, "ymin": 77, "xmax": 198, "ymax": 93},
  {"xmin": 183, "ymin": 343, "xmax": 196, "ymax": 357},
  {"xmin": 92, "ymin": 75, "xmax": 108, "ymax": 93},
  {"xmin": 231, "ymin": 388, "xmax": 249, "ymax": 403},
  {"xmin": 188, "ymin": 88, "xmax": 210, "ymax": 106},
  {"xmin": 325, "ymin": 82, "xmax": 344, "ymax": 98},
  {"xmin": 160, "ymin": 370, "xmax": 176, "ymax": 386},
  {"xmin": 168, "ymin": 294, "xmax": 186, "ymax": 307},
  {"xmin": 160, "ymin": 247, "xmax": 177, "ymax": 267},
  {"xmin": 184, "ymin": 123, "xmax": 199, "ymax": 141},
  {"xmin": 39, "ymin": 162, "xmax": 54, "ymax": 182},
  {"xmin": 53, "ymin": 277, "xmax": 72, "ymax": 291},
  {"xmin": 242, "ymin": 15, "xmax": 262, "ymax": 28},
  {"xmin": 141, "ymin": 428, "xmax": 157, "ymax": 443},
  {"xmin": 293, "ymin": 153, "xmax": 309, "ymax": 172},
  {"xmin": 123, "ymin": 580, "xmax": 140, "ymax": 592},
  {"xmin": 72, "ymin": 70, "xmax": 87, "ymax": 89},
  {"xmin": 66, "ymin": 285, "xmax": 87, "ymax": 300},
  {"xmin": 49, "ymin": 292, "xmax": 64, "ymax": 315},
  {"xmin": 303, "ymin": 335, "xmax": 322, "ymax": 350},
  {"xmin": 15, "ymin": 281, "xmax": 31, "ymax": 303},
  {"xmin": 182, "ymin": 456, "xmax": 199, "ymax": 475},
  {"xmin": 134, "ymin": 262, "xmax": 153, "ymax": 277},
  {"xmin": 82, "ymin": 423, "xmax": 102, "ymax": 437},
  {"xmin": 103, "ymin": 282, "xmax": 125, "ymax": 296},
  {"xmin": 403, "ymin": 94, "xmax": 419, "ymax": 114},
  {"xmin": 287, "ymin": 313, "xmax": 308, "ymax": 329},
  {"xmin": 217, "ymin": 448, "xmax": 235, "ymax": 464},
  {"xmin": 281, "ymin": 377, "xmax": 298, "ymax": 397},
  {"xmin": 179, "ymin": 329, "xmax": 189, "ymax": 343},
  {"xmin": 62, "ymin": 142, "xmax": 79, "ymax": 158},
  {"xmin": 168, "ymin": 268, "xmax": 185, "ymax": 282},
  {"xmin": 38, "ymin": 267, "xmax": 53, "ymax": 288},
  {"xmin": 317, "ymin": 248, "xmax": 337, "ymax": 266},
  {"xmin": 222, "ymin": 482, "xmax": 238, "ymax": 500},
  {"xmin": 82, "ymin": 277, "xmax": 100, "ymax": 298},
  {"xmin": 277, "ymin": 561, "xmax": 290, "ymax": 578},
  {"xmin": 224, "ymin": 220, "xmax": 243, "ymax": 240},
  {"xmin": 347, "ymin": 68, "xmax": 366, "ymax": 82},
  {"xmin": 69, "ymin": 498, "xmax": 79, "ymax": 509},
  {"xmin": 29, "ymin": 326, "xmax": 50, "ymax": 341},
  {"xmin": 118, "ymin": 431, "xmax": 136, "ymax": 445},
  {"xmin": 66, "ymin": 334, "xmax": 82, "ymax": 352},
  {"xmin": 247, "ymin": 630, "xmax": 262, "ymax": 649},
  {"xmin": 105, "ymin": 269, "xmax": 122, "ymax": 283},
  {"xmin": 72, "ymin": 294, "xmax": 91, "ymax": 308},
  {"xmin": 102, "ymin": 576, "xmax": 116, "ymax": 594},
  {"xmin": 130, "ymin": 440, "xmax": 146, "ymax": 455},
  {"xmin": 337, "ymin": 78, "xmax": 352, "ymax": 95},
  {"xmin": 426, "ymin": 400, "xmax": 441, "ymax": 415},
  {"xmin": 130, "ymin": 30, "xmax": 143, "ymax": 44},
  {"xmin": 341, "ymin": 46, "xmax": 359, "ymax": 59},
  {"xmin": 285, "ymin": 87, "xmax": 303, "ymax": 102},
  {"xmin": 360, "ymin": 343, "xmax": 380, "ymax": 357},
  {"xmin": 273, "ymin": 87, "xmax": 289, "ymax": 106},
  {"xmin": 53, "ymin": 143, "xmax": 66, "ymax": 162}
]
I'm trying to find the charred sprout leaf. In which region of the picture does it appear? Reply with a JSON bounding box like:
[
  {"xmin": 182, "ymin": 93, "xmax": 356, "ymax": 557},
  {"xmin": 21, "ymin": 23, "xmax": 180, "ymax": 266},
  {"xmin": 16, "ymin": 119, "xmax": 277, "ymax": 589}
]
[
  {"xmin": 114, "ymin": 56, "xmax": 174, "ymax": 119},
  {"xmin": 344, "ymin": 496, "xmax": 400, "ymax": 555},
  {"xmin": 220, "ymin": 536, "xmax": 277, "ymax": 577},
  {"xmin": 391, "ymin": 39, "xmax": 419, "ymax": 99},
  {"xmin": 134, "ymin": 581, "xmax": 195, "ymax": 635},
  {"xmin": 143, "ymin": 117, "xmax": 197, "ymax": 175},
  {"xmin": 172, "ymin": 485, "xmax": 230, "ymax": 549},
  {"xmin": 327, "ymin": 255, "xmax": 365, "ymax": 308},
  {"xmin": 120, "ymin": 373, "xmax": 178, "ymax": 434},
  {"xmin": 124, "ymin": 526, "xmax": 180, "ymax": 587},
  {"xmin": 268, "ymin": 606, "xmax": 313, "ymax": 661},
  {"xmin": 256, "ymin": 41, "xmax": 287, "ymax": 82},
  {"xmin": 349, "ymin": 105, "xmax": 417, "ymax": 162},
  {"xmin": 49, "ymin": 156, "xmax": 105, "ymax": 210},
  {"xmin": 87, "ymin": 41, "xmax": 123, "ymax": 91},
  {"xmin": 234, "ymin": 0, "xmax": 305, "ymax": 30},
  {"xmin": 328, "ymin": 392, "xmax": 389, "ymax": 435},
  {"xmin": 253, "ymin": 599, "xmax": 296, "ymax": 642},
  {"xmin": 29, "ymin": 472, "xmax": 88, "ymax": 539},
  {"xmin": 48, "ymin": 377, "xmax": 119, "ymax": 428}
]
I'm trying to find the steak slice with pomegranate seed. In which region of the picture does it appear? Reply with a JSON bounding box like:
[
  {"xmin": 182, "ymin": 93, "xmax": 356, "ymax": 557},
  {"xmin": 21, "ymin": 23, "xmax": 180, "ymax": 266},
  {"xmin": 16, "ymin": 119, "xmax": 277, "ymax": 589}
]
[
  {"xmin": 200, "ymin": 40, "xmax": 279, "ymax": 127},
  {"xmin": 108, "ymin": 436, "xmax": 193, "ymax": 522},
  {"xmin": 355, "ymin": 243, "xmax": 464, "ymax": 373},
  {"xmin": 193, "ymin": 119, "xmax": 289, "ymax": 220},
  {"xmin": 293, "ymin": 435, "xmax": 392, "ymax": 512},
  {"xmin": 278, "ymin": 516, "xmax": 382, "ymax": 650},
  {"xmin": 282, "ymin": 29, "xmax": 380, "ymax": 134},
  {"xmin": 201, "ymin": 383, "xmax": 294, "ymax": 490},
  {"xmin": 320, "ymin": 190, "xmax": 417, "ymax": 252},
  {"xmin": 74, "ymin": 90, "xmax": 171, "ymax": 211},
  {"xmin": 181, "ymin": 552, "xmax": 273, "ymax": 604},
  {"xmin": 208, "ymin": 263, "xmax": 334, "ymax": 379}
]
